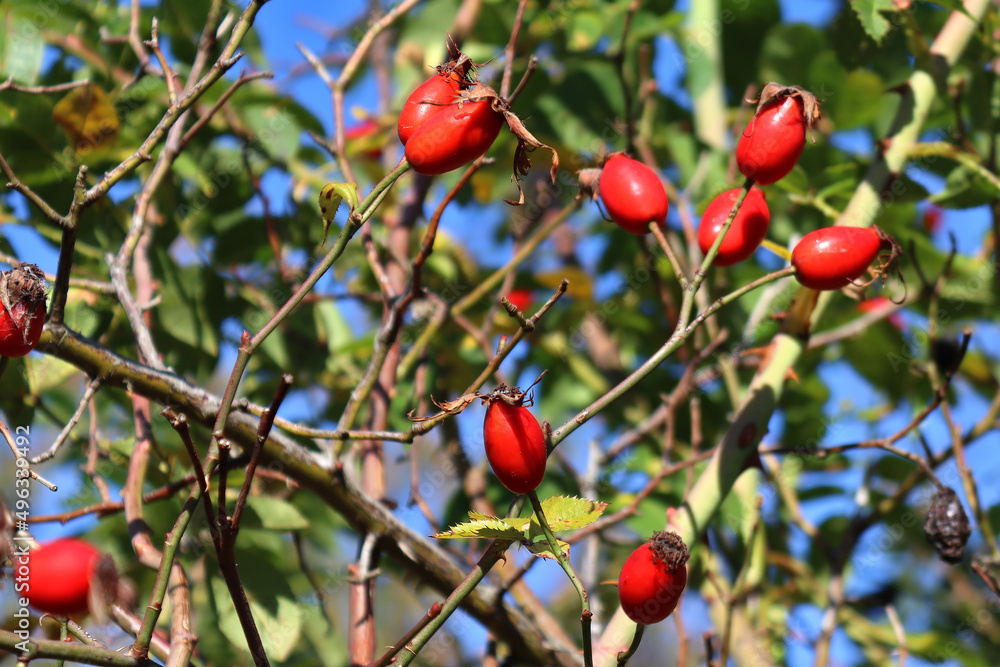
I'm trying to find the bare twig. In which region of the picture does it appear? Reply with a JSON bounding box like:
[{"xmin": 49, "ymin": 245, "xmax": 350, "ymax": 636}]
[
  {"xmin": 31, "ymin": 378, "xmax": 102, "ymax": 464},
  {"xmin": 0, "ymin": 76, "xmax": 91, "ymax": 94}
]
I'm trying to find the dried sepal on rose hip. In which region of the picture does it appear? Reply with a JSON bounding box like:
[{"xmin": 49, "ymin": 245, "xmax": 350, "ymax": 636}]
[
  {"xmin": 397, "ymin": 39, "xmax": 476, "ymax": 146},
  {"xmin": 0, "ymin": 263, "xmax": 48, "ymax": 358},
  {"xmin": 924, "ymin": 486, "xmax": 971, "ymax": 565},
  {"xmin": 481, "ymin": 383, "xmax": 547, "ymax": 494},
  {"xmin": 618, "ymin": 530, "xmax": 690, "ymax": 624},
  {"xmin": 736, "ymin": 83, "xmax": 822, "ymax": 185}
]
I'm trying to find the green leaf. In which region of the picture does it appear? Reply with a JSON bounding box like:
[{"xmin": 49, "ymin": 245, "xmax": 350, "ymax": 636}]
[
  {"xmin": 850, "ymin": 0, "xmax": 896, "ymax": 43},
  {"xmin": 525, "ymin": 538, "xmax": 571, "ymax": 561},
  {"xmin": 435, "ymin": 517, "xmax": 526, "ymax": 541},
  {"xmin": 566, "ymin": 11, "xmax": 603, "ymax": 51},
  {"xmin": 528, "ymin": 496, "xmax": 608, "ymax": 537},
  {"xmin": 318, "ymin": 182, "xmax": 359, "ymax": 244},
  {"xmin": 930, "ymin": 165, "xmax": 1000, "ymax": 209},
  {"xmin": 242, "ymin": 496, "xmax": 310, "ymax": 531},
  {"xmin": 0, "ymin": 357, "xmax": 33, "ymax": 425},
  {"xmin": 1, "ymin": 12, "xmax": 44, "ymax": 84},
  {"xmin": 212, "ymin": 578, "xmax": 302, "ymax": 661},
  {"xmin": 24, "ymin": 354, "xmax": 78, "ymax": 396}
]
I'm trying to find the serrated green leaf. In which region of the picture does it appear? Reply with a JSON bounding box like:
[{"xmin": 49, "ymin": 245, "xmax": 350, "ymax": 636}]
[
  {"xmin": 526, "ymin": 496, "xmax": 608, "ymax": 539},
  {"xmin": 468, "ymin": 510, "xmax": 531, "ymax": 532},
  {"xmin": 435, "ymin": 518, "xmax": 526, "ymax": 541}
]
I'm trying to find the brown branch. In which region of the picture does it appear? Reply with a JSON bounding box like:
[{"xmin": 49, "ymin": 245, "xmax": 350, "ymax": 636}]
[
  {"xmin": 500, "ymin": 0, "xmax": 530, "ymax": 99},
  {"xmin": 179, "ymin": 71, "xmax": 274, "ymax": 148},
  {"xmin": 0, "ymin": 76, "xmax": 91, "ymax": 94},
  {"xmin": 31, "ymin": 377, "xmax": 102, "ymax": 464},
  {"xmin": 37, "ymin": 322, "xmax": 578, "ymax": 666}
]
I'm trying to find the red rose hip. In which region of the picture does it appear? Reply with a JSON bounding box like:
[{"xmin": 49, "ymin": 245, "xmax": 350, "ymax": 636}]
[
  {"xmin": 404, "ymin": 85, "xmax": 504, "ymax": 176},
  {"xmin": 618, "ymin": 530, "xmax": 690, "ymax": 624},
  {"xmin": 482, "ymin": 386, "xmax": 547, "ymax": 494},
  {"xmin": 598, "ymin": 154, "xmax": 669, "ymax": 235},
  {"xmin": 791, "ymin": 225, "xmax": 898, "ymax": 291},
  {"xmin": 736, "ymin": 84, "xmax": 820, "ymax": 185},
  {"xmin": 397, "ymin": 71, "xmax": 464, "ymax": 145},
  {"xmin": 697, "ymin": 186, "xmax": 770, "ymax": 266},
  {"xmin": 24, "ymin": 538, "xmax": 102, "ymax": 616},
  {"xmin": 0, "ymin": 263, "xmax": 47, "ymax": 358}
]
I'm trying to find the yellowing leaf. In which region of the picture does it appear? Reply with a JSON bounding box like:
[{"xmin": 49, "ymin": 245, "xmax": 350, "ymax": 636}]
[
  {"xmin": 318, "ymin": 182, "xmax": 359, "ymax": 244},
  {"xmin": 52, "ymin": 84, "xmax": 119, "ymax": 152},
  {"xmin": 435, "ymin": 517, "xmax": 525, "ymax": 541},
  {"xmin": 526, "ymin": 496, "xmax": 608, "ymax": 541},
  {"xmin": 525, "ymin": 538, "xmax": 571, "ymax": 561},
  {"xmin": 535, "ymin": 267, "xmax": 592, "ymax": 302}
]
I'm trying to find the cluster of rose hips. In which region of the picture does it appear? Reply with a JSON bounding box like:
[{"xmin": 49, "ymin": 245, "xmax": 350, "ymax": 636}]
[{"xmin": 598, "ymin": 84, "xmax": 901, "ymax": 292}]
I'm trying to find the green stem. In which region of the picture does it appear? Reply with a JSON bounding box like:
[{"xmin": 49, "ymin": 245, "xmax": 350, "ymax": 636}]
[
  {"xmin": 0, "ymin": 628, "xmax": 151, "ymax": 666},
  {"xmin": 528, "ymin": 491, "xmax": 593, "ymax": 667},
  {"xmin": 131, "ymin": 495, "xmax": 200, "ymax": 657},
  {"xmin": 680, "ymin": 178, "xmax": 754, "ymax": 328},
  {"xmin": 615, "ymin": 623, "xmax": 644, "ymax": 666},
  {"xmin": 548, "ymin": 264, "xmax": 792, "ymax": 448},
  {"xmin": 685, "ymin": 0, "xmax": 727, "ymax": 150},
  {"xmin": 209, "ymin": 159, "xmax": 411, "ymax": 454},
  {"xmin": 396, "ymin": 539, "xmax": 514, "ymax": 666}
]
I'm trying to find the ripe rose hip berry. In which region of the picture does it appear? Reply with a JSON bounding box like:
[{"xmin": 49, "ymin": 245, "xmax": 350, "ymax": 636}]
[
  {"xmin": 397, "ymin": 71, "xmax": 464, "ymax": 145},
  {"xmin": 404, "ymin": 84, "xmax": 505, "ymax": 176},
  {"xmin": 736, "ymin": 84, "xmax": 820, "ymax": 185},
  {"xmin": 791, "ymin": 226, "xmax": 899, "ymax": 291},
  {"xmin": 697, "ymin": 186, "xmax": 770, "ymax": 266},
  {"xmin": 598, "ymin": 154, "xmax": 669, "ymax": 235},
  {"xmin": 0, "ymin": 263, "xmax": 47, "ymax": 358},
  {"xmin": 618, "ymin": 530, "xmax": 690, "ymax": 624},
  {"xmin": 482, "ymin": 385, "xmax": 547, "ymax": 494},
  {"xmin": 25, "ymin": 538, "xmax": 103, "ymax": 616}
]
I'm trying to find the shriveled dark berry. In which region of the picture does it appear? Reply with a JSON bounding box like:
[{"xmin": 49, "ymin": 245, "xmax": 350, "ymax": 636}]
[{"xmin": 924, "ymin": 486, "xmax": 971, "ymax": 565}]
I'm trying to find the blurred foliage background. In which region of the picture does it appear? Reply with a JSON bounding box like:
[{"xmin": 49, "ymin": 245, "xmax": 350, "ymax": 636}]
[{"xmin": 2, "ymin": 0, "xmax": 1000, "ymax": 665}]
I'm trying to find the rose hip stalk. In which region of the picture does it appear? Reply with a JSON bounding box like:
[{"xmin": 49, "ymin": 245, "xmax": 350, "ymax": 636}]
[{"xmin": 698, "ymin": 186, "xmax": 770, "ymax": 266}]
